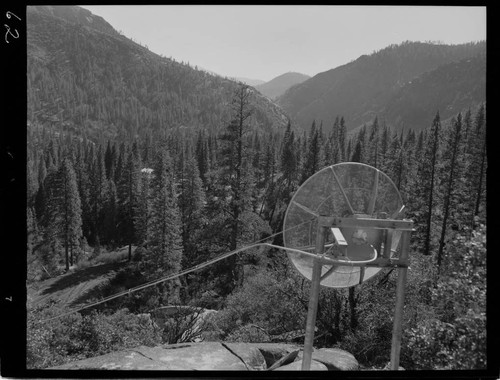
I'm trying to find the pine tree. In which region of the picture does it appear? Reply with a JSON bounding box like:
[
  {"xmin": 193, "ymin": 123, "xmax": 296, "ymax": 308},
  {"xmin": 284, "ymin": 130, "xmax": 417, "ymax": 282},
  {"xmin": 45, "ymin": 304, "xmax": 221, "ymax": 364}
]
[
  {"xmin": 324, "ymin": 117, "xmax": 340, "ymax": 165},
  {"xmin": 300, "ymin": 120, "xmax": 321, "ymax": 184},
  {"xmin": 367, "ymin": 117, "xmax": 380, "ymax": 167},
  {"xmin": 437, "ymin": 114, "xmax": 464, "ymax": 274},
  {"xmin": 146, "ymin": 150, "xmax": 183, "ymax": 304},
  {"xmin": 74, "ymin": 142, "xmax": 92, "ymax": 248},
  {"xmin": 251, "ymin": 132, "xmax": 263, "ymax": 189},
  {"xmin": 216, "ymin": 83, "xmax": 255, "ymax": 289},
  {"xmin": 379, "ymin": 122, "xmax": 390, "ymax": 171},
  {"xmin": 104, "ymin": 140, "xmax": 114, "ymax": 180},
  {"xmin": 45, "ymin": 159, "xmax": 83, "ymax": 271},
  {"xmin": 351, "ymin": 125, "xmax": 367, "ymax": 163},
  {"xmin": 411, "ymin": 112, "xmax": 441, "ymax": 255},
  {"xmin": 195, "ymin": 130, "xmax": 210, "ymax": 185},
  {"xmin": 338, "ymin": 117, "xmax": 347, "ymax": 162},
  {"xmin": 88, "ymin": 145, "xmax": 108, "ymax": 250},
  {"xmin": 351, "ymin": 140, "xmax": 362, "ymax": 163},
  {"xmin": 280, "ymin": 121, "xmax": 297, "ymax": 194},
  {"xmin": 117, "ymin": 148, "xmax": 141, "ymax": 261},
  {"xmin": 102, "ymin": 179, "xmax": 118, "ymax": 248},
  {"xmin": 178, "ymin": 155, "xmax": 206, "ymax": 269},
  {"xmin": 136, "ymin": 167, "xmax": 152, "ymax": 247},
  {"xmin": 261, "ymin": 142, "xmax": 279, "ymax": 222},
  {"xmin": 464, "ymin": 105, "xmax": 487, "ymax": 231}
]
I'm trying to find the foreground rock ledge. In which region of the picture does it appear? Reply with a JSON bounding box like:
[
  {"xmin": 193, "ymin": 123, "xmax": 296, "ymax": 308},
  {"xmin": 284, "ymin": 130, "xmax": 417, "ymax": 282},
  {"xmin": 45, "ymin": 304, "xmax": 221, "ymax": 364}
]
[{"xmin": 50, "ymin": 342, "xmax": 358, "ymax": 371}]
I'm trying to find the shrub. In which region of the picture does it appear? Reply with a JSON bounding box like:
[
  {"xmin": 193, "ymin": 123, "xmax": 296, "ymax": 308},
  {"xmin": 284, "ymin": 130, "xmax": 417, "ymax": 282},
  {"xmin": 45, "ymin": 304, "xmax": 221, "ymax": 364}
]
[
  {"xmin": 209, "ymin": 268, "xmax": 306, "ymax": 341},
  {"xmin": 403, "ymin": 226, "xmax": 486, "ymax": 370},
  {"xmin": 27, "ymin": 302, "xmax": 162, "ymax": 369},
  {"xmin": 225, "ymin": 324, "xmax": 271, "ymax": 343}
]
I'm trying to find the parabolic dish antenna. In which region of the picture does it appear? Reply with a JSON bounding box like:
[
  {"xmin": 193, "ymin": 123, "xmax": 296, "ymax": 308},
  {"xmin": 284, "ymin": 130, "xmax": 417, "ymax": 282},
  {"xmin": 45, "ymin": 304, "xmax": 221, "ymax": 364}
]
[{"xmin": 283, "ymin": 162, "xmax": 404, "ymax": 288}]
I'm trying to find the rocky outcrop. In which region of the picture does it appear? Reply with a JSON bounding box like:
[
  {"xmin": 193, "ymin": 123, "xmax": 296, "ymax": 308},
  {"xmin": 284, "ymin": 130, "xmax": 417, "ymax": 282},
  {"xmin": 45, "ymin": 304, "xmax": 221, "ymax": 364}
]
[
  {"xmin": 297, "ymin": 348, "xmax": 359, "ymax": 370},
  {"xmin": 50, "ymin": 342, "xmax": 358, "ymax": 371},
  {"xmin": 275, "ymin": 360, "xmax": 328, "ymax": 371}
]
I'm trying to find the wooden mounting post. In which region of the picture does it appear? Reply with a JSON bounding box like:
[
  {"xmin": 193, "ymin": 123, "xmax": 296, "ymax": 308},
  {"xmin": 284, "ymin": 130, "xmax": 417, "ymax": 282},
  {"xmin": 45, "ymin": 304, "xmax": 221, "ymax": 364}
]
[
  {"xmin": 389, "ymin": 229, "xmax": 410, "ymax": 370},
  {"xmin": 301, "ymin": 220, "xmax": 327, "ymax": 370}
]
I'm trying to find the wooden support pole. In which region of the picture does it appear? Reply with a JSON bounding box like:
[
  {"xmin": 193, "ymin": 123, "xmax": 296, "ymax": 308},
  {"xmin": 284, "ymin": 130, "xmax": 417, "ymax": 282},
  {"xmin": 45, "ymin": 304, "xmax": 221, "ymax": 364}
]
[
  {"xmin": 390, "ymin": 230, "xmax": 410, "ymax": 370},
  {"xmin": 301, "ymin": 221, "xmax": 327, "ymax": 370}
]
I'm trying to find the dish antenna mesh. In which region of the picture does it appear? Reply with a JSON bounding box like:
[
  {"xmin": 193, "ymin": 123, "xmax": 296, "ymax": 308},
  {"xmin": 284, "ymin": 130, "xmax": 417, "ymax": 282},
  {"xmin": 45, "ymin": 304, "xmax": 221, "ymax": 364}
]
[{"xmin": 283, "ymin": 162, "xmax": 404, "ymax": 288}]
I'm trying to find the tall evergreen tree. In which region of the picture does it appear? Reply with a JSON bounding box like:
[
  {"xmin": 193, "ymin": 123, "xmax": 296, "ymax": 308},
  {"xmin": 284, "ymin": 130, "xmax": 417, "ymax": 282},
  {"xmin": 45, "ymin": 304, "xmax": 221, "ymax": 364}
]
[
  {"xmin": 437, "ymin": 114, "xmax": 464, "ymax": 274},
  {"xmin": 464, "ymin": 105, "xmax": 487, "ymax": 231},
  {"xmin": 45, "ymin": 159, "xmax": 83, "ymax": 271},
  {"xmin": 411, "ymin": 112, "xmax": 441, "ymax": 255},
  {"xmin": 216, "ymin": 84, "xmax": 255, "ymax": 289},
  {"xmin": 300, "ymin": 120, "xmax": 321, "ymax": 184},
  {"xmin": 195, "ymin": 130, "xmax": 210, "ymax": 185},
  {"xmin": 367, "ymin": 117, "xmax": 380, "ymax": 167},
  {"xmin": 136, "ymin": 168, "xmax": 152, "ymax": 247},
  {"xmin": 178, "ymin": 155, "xmax": 206, "ymax": 269},
  {"xmin": 379, "ymin": 122, "xmax": 390, "ymax": 171},
  {"xmin": 88, "ymin": 145, "xmax": 108, "ymax": 250},
  {"xmin": 102, "ymin": 179, "xmax": 118, "ymax": 247},
  {"xmin": 104, "ymin": 140, "xmax": 114, "ymax": 180},
  {"xmin": 338, "ymin": 116, "xmax": 347, "ymax": 162},
  {"xmin": 146, "ymin": 150, "xmax": 183, "ymax": 304},
  {"xmin": 74, "ymin": 142, "xmax": 92, "ymax": 248},
  {"xmin": 117, "ymin": 148, "xmax": 141, "ymax": 261},
  {"xmin": 280, "ymin": 121, "xmax": 297, "ymax": 193}
]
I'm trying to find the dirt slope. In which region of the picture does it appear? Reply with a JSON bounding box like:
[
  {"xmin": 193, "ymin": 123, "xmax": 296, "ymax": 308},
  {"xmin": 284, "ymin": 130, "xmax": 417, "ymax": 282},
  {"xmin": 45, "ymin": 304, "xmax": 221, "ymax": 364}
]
[{"xmin": 27, "ymin": 261, "xmax": 128, "ymax": 310}]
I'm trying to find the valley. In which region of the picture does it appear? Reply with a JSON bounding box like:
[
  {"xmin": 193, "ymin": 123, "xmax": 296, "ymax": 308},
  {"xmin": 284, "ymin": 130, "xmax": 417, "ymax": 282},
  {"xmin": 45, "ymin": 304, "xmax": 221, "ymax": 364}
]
[{"xmin": 23, "ymin": 5, "xmax": 487, "ymax": 373}]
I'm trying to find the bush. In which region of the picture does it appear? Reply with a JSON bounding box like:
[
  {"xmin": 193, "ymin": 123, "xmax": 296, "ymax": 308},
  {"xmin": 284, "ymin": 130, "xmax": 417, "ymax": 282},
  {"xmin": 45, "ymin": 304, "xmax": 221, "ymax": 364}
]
[
  {"xmin": 225, "ymin": 324, "xmax": 271, "ymax": 343},
  {"xmin": 93, "ymin": 246, "xmax": 135, "ymax": 265},
  {"xmin": 75, "ymin": 258, "xmax": 92, "ymax": 270},
  {"xmin": 403, "ymin": 226, "xmax": 486, "ymax": 370},
  {"xmin": 405, "ymin": 312, "xmax": 486, "ymax": 370},
  {"xmin": 209, "ymin": 268, "xmax": 306, "ymax": 341},
  {"xmin": 27, "ymin": 301, "xmax": 162, "ymax": 369}
]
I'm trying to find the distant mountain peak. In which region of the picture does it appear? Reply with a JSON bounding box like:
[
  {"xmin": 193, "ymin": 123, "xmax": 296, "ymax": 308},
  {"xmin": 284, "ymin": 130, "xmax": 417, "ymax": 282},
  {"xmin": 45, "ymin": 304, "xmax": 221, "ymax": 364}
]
[{"xmin": 256, "ymin": 72, "xmax": 311, "ymax": 100}]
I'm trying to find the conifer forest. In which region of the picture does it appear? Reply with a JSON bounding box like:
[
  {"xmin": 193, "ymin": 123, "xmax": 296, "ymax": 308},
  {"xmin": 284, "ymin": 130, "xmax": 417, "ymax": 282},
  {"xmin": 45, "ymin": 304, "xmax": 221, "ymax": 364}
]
[{"xmin": 24, "ymin": 5, "xmax": 487, "ymax": 372}]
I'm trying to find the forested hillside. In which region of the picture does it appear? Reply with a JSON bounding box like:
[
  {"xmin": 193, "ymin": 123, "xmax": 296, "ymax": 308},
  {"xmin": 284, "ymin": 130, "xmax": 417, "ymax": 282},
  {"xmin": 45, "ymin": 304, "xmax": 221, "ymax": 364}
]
[
  {"xmin": 278, "ymin": 41, "xmax": 486, "ymax": 132},
  {"xmin": 27, "ymin": 6, "xmax": 289, "ymax": 142},
  {"xmin": 27, "ymin": 91, "xmax": 487, "ymax": 370},
  {"xmin": 25, "ymin": 5, "xmax": 487, "ymax": 373}
]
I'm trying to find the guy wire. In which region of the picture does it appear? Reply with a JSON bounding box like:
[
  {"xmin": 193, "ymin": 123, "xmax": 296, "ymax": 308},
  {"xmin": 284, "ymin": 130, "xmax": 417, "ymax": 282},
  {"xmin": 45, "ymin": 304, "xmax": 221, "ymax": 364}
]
[{"xmin": 37, "ymin": 218, "xmax": 315, "ymax": 323}]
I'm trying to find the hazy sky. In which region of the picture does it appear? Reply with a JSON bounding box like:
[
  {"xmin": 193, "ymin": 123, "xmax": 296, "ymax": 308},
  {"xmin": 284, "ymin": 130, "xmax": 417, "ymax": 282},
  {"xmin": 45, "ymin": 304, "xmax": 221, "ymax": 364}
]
[{"xmin": 81, "ymin": 5, "xmax": 486, "ymax": 82}]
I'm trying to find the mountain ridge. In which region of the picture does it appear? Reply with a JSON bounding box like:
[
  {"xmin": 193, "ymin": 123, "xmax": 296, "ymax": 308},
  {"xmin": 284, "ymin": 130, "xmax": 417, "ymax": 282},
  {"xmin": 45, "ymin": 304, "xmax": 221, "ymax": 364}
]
[
  {"xmin": 278, "ymin": 41, "xmax": 486, "ymax": 132},
  {"xmin": 256, "ymin": 72, "xmax": 310, "ymax": 100},
  {"xmin": 27, "ymin": 5, "xmax": 290, "ymax": 142}
]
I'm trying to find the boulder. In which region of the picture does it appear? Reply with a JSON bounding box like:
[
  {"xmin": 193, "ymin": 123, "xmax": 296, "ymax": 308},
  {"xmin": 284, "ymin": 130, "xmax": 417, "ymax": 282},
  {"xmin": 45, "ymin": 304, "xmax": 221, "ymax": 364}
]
[
  {"xmin": 222, "ymin": 342, "xmax": 266, "ymax": 370},
  {"xmin": 297, "ymin": 348, "xmax": 359, "ymax": 370},
  {"xmin": 49, "ymin": 342, "xmax": 358, "ymax": 371},
  {"xmin": 51, "ymin": 343, "xmax": 247, "ymax": 370},
  {"xmin": 253, "ymin": 343, "xmax": 302, "ymax": 367},
  {"xmin": 275, "ymin": 360, "xmax": 327, "ymax": 371},
  {"xmin": 267, "ymin": 349, "xmax": 300, "ymax": 370},
  {"xmin": 51, "ymin": 349, "xmax": 170, "ymax": 370}
]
